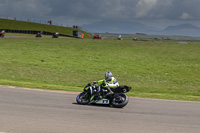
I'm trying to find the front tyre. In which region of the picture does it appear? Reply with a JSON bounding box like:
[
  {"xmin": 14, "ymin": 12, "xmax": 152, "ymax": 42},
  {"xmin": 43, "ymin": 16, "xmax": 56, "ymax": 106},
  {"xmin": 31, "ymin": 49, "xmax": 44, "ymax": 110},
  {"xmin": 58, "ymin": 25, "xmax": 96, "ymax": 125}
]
[
  {"xmin": 111, "ymin": 93, "xmax": 129, "ymax": 108},
  {"xmin": 76, "ymin": 92, "xmax": 90, "ymax": 105}
]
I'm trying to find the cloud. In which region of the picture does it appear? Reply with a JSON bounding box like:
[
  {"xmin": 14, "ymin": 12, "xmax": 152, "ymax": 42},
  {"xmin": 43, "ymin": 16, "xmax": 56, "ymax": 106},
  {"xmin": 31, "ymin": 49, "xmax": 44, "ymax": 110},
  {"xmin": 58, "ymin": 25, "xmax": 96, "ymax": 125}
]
[
  {"xmin": 1, "ymin": 0, "xmax": 200, "ymax": 27},
  {"xmin": 0, "ymin": 0, "xmax": 51, "ymax": 17},
  {"xmin": 180, "ymin": 12, "xmax": 192, "ymax": 20},
  {"xmin": 135, "ymin": 0, "xmax": 157, "ymax": 18}
]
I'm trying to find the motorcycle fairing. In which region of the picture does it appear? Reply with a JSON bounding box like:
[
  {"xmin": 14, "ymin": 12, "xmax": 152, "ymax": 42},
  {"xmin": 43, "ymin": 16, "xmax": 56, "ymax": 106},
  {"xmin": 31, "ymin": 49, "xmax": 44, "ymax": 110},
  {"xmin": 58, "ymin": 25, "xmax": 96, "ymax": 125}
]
[{"xmin": 96, "ymin": 98, "xmax": 110, "ymax": 104}]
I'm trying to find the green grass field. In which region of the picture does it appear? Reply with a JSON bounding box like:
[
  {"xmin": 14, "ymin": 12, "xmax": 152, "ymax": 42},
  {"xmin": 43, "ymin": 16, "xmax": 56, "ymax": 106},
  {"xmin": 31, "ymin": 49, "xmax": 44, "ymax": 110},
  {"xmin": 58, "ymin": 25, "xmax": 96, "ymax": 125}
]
[{"xmin": 0, "ymin": 37, "xmax": 200, "ymax": 101}]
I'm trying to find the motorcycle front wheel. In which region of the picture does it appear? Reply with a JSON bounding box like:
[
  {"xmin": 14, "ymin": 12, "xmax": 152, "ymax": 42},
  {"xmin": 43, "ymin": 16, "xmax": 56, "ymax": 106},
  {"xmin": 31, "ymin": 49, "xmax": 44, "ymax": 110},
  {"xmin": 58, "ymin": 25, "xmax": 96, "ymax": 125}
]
[
  {"xmin": 111, "ymin": 93, "xmax": 129, "ymax": 108},
  {"xmin": 76, "ymin": 92, "xmax": 90, "ymax": 105}
]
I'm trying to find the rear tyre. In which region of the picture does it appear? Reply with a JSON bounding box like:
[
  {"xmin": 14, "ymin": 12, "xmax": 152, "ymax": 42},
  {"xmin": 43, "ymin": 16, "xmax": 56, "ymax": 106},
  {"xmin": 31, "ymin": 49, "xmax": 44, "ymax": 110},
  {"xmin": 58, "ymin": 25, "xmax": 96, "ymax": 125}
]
[
  {"xmin": 76, "ymin": 92, "xmax": 90, "ymax": 105},
  {"xmin": 111, "ymin": 93, "xmax": 129, "ymax": 108}
]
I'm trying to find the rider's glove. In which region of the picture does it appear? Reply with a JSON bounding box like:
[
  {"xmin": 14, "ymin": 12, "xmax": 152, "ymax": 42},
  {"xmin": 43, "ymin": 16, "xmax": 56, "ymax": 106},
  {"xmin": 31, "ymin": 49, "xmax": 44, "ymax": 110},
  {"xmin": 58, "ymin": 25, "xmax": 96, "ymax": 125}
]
[{"xmin": 102, "ymin": 80, "xmax": 106, "ymax": 86}]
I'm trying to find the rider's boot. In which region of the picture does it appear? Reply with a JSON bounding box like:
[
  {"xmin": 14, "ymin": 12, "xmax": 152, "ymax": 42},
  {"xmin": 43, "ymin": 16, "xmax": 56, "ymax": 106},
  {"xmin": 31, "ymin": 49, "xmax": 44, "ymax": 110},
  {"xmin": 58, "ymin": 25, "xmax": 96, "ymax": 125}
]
[{"xmin": 105, "ymin": 87, "xmax": 114, "ymax": 97}]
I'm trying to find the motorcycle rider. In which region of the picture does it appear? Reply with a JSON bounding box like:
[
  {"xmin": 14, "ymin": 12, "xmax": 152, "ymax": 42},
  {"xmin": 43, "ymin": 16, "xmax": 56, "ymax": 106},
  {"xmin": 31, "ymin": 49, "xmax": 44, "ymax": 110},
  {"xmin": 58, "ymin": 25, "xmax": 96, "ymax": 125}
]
[
  {"xmin": 88, "ymin": 72, "xmax": 119, "ymax": 97},
  {"xmin": 0, "ymin": 30, "xmax": 5, "ymax": 36},
  {"xmin": 36, "ymin": 31, "xmax": 42, "ymax": 37},
  {"xmin": 55, "ymin": 31, "xmax": 59, "ymax": 36}
]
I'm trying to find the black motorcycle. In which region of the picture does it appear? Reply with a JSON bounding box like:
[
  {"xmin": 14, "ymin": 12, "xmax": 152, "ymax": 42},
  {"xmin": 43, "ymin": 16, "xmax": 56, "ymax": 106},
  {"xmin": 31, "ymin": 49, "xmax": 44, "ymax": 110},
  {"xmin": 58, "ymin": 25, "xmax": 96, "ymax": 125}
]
[
  {"xmin": 0, "ymin": 33, "xmax": 5, "ymax": 38},
  {"xmin": 76, "ymin": 83, "xmax": 132, "ymax": 108},
  {"xmin": 52, "ymin": 33, "xmax": 59, "ymax": 38}
]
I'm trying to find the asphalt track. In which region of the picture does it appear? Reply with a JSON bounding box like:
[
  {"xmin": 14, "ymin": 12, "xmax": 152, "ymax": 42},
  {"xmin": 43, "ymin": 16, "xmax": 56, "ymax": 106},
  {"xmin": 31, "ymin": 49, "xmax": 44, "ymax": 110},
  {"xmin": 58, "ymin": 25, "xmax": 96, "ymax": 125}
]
[
  {"xmin": 4, "ymin": 36, "xmax": 35, "ymax": 38},
  {"xmin": 0, "ymin": 85, "xmax": 200, "ymax": 133}
]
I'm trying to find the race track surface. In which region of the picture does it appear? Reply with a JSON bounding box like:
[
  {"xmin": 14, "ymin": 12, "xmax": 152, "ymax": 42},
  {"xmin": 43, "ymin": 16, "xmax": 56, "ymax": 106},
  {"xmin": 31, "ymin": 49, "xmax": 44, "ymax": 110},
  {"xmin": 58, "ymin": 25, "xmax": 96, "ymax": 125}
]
[
  {"xmin": 0, "ymin": 85, "xmax": 200, "ymax": 133},
  {"xmin": 4, "ymin": 36, "xmax": 35, "ymax": 38}
]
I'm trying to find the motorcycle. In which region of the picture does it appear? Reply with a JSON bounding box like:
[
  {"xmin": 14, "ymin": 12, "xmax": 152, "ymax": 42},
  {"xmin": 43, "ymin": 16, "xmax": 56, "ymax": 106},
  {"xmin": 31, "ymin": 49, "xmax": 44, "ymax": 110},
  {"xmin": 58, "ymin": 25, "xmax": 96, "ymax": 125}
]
[
  {"xmin": 93, "ymin": 34, "xmax": 102, "ymax": 39},
  {"xmin": 36, "ymin": 33, "xmax": 42, "ymax": 38},
  {"xmin": 76, "ymin": 82, "xmax": 132, "ymax": 108},
  {"xmin": 0, "ymin": 33, "xmax": 5, "ymax": 38},
  {"xmin": 52, "ymin": 33, "xmax": 59, "ymax": 38}
]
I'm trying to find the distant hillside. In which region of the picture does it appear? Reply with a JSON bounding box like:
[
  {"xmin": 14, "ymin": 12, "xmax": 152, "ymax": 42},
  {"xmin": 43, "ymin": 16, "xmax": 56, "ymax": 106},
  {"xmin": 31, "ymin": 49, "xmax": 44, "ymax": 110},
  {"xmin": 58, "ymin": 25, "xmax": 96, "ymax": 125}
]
[
  {"xmin": 164, "ymin": 24, "xmax": 200, "ymax": 31},
  {"xmin": 81, "ymin": 20, "xmax": 159, "ymax": 34},
  {"xmin": 81, "ymin": 20, "xmax": 200, "ymax": 37},
  {"xmin": 161, "ymin": 24, "xmax": 200, "ymax": 37},
  {"xmin": 0, "ymin": 18, "xmax": 92, "ymax": 38}
]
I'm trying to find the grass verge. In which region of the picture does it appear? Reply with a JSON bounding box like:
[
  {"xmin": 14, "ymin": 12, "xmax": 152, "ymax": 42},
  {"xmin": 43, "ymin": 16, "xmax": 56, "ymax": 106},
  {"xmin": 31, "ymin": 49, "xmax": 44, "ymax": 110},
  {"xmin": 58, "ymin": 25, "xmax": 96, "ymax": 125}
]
[{"xmin": 0, "ymin": 38, "xmax": 199, "ymax": 101}]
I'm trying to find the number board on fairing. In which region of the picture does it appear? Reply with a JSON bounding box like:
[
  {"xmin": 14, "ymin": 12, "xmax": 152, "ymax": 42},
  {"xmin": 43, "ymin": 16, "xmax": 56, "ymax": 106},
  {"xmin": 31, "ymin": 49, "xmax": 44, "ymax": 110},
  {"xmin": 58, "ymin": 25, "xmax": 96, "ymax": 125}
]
[{"xmin": 97, "ymin": 99, "xmax": 109, "ymax": 104}]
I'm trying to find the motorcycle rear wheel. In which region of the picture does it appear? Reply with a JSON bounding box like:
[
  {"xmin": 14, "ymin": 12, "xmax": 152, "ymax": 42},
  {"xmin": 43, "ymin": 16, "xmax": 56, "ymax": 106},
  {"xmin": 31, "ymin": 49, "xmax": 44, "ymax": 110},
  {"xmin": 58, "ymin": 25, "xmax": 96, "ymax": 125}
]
[{"xmin": 111, "ymin": 93, "xmax": 129, "ymax": 108}]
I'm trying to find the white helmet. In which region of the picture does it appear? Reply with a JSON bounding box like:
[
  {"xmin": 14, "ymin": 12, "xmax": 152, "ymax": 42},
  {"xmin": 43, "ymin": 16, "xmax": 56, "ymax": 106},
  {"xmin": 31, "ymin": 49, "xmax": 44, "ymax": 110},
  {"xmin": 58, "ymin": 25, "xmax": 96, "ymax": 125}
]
[{"xmin": 105, "ymin": 72, "xmax": 112, "ymax": 80}]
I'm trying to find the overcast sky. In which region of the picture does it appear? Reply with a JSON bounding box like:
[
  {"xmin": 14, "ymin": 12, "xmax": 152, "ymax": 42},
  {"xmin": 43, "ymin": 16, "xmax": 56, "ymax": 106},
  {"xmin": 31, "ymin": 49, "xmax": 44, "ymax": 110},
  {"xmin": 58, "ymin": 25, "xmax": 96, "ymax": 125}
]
[{"xmin": 0, "ymin": 0, "xmax": 200, "ymax": 29}]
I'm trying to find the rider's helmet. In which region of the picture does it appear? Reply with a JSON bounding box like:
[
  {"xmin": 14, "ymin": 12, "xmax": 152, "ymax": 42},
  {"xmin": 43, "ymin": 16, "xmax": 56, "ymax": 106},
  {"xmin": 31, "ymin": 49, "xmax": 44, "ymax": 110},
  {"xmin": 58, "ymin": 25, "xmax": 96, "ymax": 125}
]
[{"xmin": 105, "ymin": 72, "xmax": 112, "ymax": 80}]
